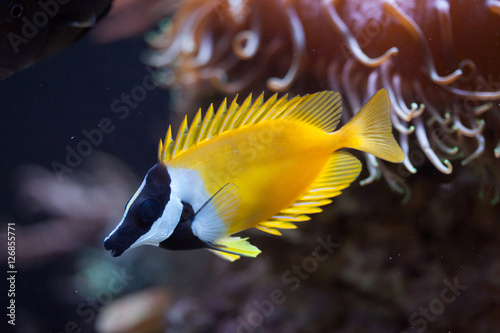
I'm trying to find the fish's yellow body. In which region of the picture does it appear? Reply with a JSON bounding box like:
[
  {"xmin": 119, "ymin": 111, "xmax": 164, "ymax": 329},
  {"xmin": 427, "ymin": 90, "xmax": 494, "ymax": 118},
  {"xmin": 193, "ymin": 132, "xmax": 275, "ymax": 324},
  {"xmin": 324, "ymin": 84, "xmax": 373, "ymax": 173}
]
[
  {"xmin": 149, "ymin": 89, "xmax": 404, "ymax": 260},
  {"xmin": 104, "ymin": 89, "xmax": 403, "ymax": 260},
  {"xmin": 168, "ymin": 119, "xmax": 333, "ymax": 233}
]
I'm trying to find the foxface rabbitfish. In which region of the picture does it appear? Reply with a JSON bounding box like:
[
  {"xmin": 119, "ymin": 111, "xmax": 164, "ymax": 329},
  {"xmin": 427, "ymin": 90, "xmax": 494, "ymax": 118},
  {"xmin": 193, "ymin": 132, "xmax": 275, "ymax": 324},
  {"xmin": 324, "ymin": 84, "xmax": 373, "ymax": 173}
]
[{"xmin": 104, "ymin": 89, "xmax": 404, "ymax": 261}]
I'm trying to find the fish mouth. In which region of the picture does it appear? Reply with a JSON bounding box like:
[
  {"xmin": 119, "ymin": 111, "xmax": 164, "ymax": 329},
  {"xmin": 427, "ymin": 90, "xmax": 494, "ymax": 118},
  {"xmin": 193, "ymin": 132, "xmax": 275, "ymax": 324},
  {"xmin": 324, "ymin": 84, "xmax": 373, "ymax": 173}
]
[
  {"xmin": 110, "ymin": 249, "xmax": 124, "ymax": 257},
  {"xmin": 103, "ymin": 238, "xmax": 125, "ymax": 257}
]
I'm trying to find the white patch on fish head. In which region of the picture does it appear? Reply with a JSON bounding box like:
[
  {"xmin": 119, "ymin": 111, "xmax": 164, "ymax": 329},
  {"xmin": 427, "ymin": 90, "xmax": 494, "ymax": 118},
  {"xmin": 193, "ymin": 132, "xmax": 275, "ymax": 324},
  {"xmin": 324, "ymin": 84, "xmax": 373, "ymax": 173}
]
[
  {"xmin": 167, "ymin": 166, "xmax": 211, "ymax": 211},
  {"xmin": 130, "ymin": 166, "xmax": 215, "ymax": 247},
  {"xmin": 164, "ymin": 166, "xmax": 228, "ymax": 243}
]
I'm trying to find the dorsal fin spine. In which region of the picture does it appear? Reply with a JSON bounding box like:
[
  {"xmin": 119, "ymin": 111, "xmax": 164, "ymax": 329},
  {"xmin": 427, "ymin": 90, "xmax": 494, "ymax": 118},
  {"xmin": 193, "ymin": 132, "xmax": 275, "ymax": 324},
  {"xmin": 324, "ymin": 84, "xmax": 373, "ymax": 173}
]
[
  {"xmin": 197, "ymin": 104, "xmax": 214, "ymax": 142},
  {"xmin": 162, "ymin": 126, "xmax": 174, "ymax": 162},
  {"xmin": 172, "ymin": 116, "xmax": 188, "ymax": 158},
  {"xmin": 237, "ymin": 93, "xmax": 265, "ymax": 127},
  {"xmin": 273, "ymin": 95, "xmax": 303, "ymax": 120},
  {"xmin": 207, "ymin": 98, "xmax": 227, "ymax": 138},
  {"xmin": 258, "ymin": 94, "xmax": 288, "ymax": 122},
  {"xmin": 185, "ymin": 109, "xmax": 203, "ymax": 149},
  {"xmin": 157, "ymin": 139, "xmax": 163, "ymax": 162},
  {"xmin": 243, "ymin": 93, "xmax": 278, "ymax": 126},
  {"xmin": 227, "ymin": 93, "xmax": 254, "ymax": 129},
  {"xmin": 219, "ymin": 95, "xmax": 239, "ymax": 134},
  {"xmin": 276, "ymin": 95, "xmax": 309, "ymax": 120},
  {"xmin": 254, "ymin": 92, "xmax": 291, "ymax": 124}
]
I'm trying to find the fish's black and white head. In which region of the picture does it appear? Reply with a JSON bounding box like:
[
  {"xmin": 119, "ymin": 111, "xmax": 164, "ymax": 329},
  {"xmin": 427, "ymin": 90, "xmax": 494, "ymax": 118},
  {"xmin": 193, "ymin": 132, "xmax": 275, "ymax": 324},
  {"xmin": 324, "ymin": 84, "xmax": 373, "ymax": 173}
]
[{"xmin": 103, "ymin": 164, "xmax": 219, "ymax": 257}]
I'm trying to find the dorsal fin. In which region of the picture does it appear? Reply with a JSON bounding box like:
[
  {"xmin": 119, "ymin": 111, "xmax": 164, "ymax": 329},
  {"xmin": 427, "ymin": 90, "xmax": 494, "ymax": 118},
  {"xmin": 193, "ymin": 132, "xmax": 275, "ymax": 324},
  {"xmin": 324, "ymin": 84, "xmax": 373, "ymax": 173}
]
[
  {"xmin": 256, "ymin": 151, "xmax": 361, "ymax": 236},
  {"xmin": 275, "ymin": 91, "xmax": 342, "ymax": 132},
  {"xmin": 158, "ymin": 91, "xmax": 344, "ymax": 163}
]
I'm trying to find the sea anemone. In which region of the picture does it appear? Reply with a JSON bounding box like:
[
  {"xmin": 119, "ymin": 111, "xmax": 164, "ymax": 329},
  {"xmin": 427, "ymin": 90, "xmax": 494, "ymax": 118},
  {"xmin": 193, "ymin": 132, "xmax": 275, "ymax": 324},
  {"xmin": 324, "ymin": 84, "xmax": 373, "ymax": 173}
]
[{"xmin": 144, "ymin": 0, "xmax": 500, "ymax": 203}]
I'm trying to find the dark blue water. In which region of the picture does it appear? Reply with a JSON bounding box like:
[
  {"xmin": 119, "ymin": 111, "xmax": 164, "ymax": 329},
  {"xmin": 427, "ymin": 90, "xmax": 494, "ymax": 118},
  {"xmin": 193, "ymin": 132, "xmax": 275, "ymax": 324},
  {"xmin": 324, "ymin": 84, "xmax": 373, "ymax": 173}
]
[
  {"xmin": 0, "ymin": 33, "xmax": 170, "ymax": 332},
  {"xmin": 0, "ymin": 35, "xmax": 170, "ymax": 217}
]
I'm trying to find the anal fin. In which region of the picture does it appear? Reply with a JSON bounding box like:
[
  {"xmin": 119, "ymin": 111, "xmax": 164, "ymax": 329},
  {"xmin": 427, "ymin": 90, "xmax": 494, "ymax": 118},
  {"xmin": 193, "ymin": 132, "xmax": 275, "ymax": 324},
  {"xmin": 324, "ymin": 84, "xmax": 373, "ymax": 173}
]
[{"xmin": 256, "ymin": 151, "xmax": 361, "ymax": 235}]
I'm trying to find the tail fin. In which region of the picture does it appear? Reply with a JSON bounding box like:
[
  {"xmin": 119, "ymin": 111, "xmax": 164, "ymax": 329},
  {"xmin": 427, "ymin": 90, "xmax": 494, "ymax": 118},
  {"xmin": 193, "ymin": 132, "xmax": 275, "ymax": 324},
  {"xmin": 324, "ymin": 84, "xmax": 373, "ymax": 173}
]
[{"xmin": 337, "ymin": 89, "xmax": 404, "ymax": 163}]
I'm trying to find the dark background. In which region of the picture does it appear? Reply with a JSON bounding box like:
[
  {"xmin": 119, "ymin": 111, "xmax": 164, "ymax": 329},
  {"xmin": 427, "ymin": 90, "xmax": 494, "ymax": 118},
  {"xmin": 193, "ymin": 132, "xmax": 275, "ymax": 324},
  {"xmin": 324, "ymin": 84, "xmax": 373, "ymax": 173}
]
[
  {"xmin": 0, "ymin": 33, "xmax": 170, "ymax": 332},
  {"xmin": 0, "ymin": 34, "xmax": 170, "ymax": 216}
]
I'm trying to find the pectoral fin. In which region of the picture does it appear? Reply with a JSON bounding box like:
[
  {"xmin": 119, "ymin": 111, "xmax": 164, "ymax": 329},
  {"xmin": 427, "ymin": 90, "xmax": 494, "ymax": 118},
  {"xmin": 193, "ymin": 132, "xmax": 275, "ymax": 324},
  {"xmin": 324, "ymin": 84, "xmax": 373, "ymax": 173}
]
[{"xmin": 191, "ymin": 183, "xmax": 240, "ymax": 242}]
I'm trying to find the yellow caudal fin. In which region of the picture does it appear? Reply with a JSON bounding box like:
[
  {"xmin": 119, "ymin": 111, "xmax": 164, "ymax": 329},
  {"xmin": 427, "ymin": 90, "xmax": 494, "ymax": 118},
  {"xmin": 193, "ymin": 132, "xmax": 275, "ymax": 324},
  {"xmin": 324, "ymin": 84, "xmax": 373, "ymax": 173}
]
[
  {"xmin": 207, "ymin": 236, "xmax": 261, "ymax": 262},
  {"xmin": 336, "ymin": 89, "xmax": 404, "ymax": 163}
]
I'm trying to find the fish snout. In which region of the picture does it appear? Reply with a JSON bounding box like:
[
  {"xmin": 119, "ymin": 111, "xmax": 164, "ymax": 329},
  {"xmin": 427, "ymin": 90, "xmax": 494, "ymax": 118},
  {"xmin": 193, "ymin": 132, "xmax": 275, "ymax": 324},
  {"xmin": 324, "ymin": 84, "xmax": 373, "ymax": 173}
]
[{"xmin": 103, "ymin": 236, "xmax": 126, "ymax": 257}]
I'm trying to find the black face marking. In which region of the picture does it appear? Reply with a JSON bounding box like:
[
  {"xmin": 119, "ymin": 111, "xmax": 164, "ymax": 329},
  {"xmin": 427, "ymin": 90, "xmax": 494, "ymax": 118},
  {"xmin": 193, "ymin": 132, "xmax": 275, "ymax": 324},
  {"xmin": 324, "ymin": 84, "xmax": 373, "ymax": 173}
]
[
  {"xmin": 159, "ymin": 202, "xmax": 207, "ymax": 251},
  {"xmin": 104, "ymin": 163, "xmax": 171, "ymax": 257},
  {"xmin": 137, "ymin": 199, "xmax": 162, "ymax": 225}
]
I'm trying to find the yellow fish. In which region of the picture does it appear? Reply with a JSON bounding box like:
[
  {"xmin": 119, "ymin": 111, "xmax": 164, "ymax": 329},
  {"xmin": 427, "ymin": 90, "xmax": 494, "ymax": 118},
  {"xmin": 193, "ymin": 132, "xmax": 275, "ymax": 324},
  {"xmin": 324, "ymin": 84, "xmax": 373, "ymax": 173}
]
[{"xmin": 104, "ymin": 89, "xmax": 404, "ymax": 261}]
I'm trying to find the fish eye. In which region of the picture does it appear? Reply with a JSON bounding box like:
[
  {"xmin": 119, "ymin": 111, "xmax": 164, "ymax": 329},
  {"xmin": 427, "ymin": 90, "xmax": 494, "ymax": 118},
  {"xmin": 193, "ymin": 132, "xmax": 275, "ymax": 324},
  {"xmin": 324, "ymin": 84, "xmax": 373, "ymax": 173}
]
[
  {"xmin": 9, "ymin": 2, "xmax": 24, "ymax": 19},
  {"xmin": 137, "ymin": 199, "xmax": 161, "ymax": 224}
]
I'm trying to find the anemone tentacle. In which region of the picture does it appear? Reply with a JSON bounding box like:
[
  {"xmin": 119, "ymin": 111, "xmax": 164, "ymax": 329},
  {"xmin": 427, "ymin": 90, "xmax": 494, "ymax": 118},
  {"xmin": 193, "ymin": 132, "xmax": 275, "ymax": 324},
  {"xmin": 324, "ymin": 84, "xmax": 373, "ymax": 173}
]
[{"xmin": 145, "ymin": 0, "xmax": 500, "ymax": 203}]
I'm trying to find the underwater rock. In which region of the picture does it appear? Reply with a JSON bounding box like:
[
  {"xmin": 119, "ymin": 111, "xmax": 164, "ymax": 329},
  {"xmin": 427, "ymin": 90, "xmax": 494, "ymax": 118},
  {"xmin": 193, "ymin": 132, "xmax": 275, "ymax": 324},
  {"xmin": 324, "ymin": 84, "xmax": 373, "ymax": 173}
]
[{"xmin": 96, "ymin": 287, "xmax": 171, "ymax": 333}]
